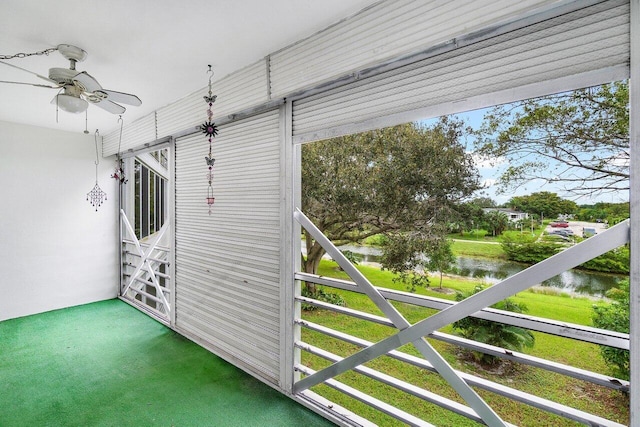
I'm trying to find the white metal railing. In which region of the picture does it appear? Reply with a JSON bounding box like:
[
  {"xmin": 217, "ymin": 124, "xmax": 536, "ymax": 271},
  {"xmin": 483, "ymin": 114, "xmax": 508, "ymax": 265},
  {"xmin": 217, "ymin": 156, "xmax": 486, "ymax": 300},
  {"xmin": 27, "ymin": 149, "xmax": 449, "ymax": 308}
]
[
  {"xmin": 295, "ymin": 273, "xmax": 629, "ymax": 352},
  {"xmin": 120, "ymin": 209, "xmax": 171, "ymax": 321},
  {"xmin": 293, "ymin": 208, "xmax": 630, "ymax": 426},
  {"xmin": 295, "ymin": 282, "xmax": 629, "ymax": 393}
]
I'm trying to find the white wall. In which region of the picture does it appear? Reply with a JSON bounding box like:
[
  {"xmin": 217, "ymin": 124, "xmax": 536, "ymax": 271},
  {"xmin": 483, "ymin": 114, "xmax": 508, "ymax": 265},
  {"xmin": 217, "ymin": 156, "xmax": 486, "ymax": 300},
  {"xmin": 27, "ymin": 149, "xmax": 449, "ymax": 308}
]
[{"xmin": 0, "ymin": 120, "xmax": 118, "ymax": 321}]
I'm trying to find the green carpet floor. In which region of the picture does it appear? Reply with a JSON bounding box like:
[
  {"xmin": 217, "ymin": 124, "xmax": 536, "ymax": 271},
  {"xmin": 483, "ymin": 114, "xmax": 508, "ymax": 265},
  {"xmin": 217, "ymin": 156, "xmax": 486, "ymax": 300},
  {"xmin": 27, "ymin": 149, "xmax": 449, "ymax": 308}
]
[{"xmin": 0, "ymin": 299, "xmax": 335, "ymax": 427}]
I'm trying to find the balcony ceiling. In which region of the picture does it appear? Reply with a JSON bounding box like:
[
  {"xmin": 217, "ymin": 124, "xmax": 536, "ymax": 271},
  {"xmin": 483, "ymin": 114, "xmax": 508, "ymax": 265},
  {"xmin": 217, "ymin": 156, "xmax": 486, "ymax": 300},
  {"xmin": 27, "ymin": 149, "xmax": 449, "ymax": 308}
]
[{"xmin": 0, "ymin": 0, "xmax": 373, "ymax": 135}]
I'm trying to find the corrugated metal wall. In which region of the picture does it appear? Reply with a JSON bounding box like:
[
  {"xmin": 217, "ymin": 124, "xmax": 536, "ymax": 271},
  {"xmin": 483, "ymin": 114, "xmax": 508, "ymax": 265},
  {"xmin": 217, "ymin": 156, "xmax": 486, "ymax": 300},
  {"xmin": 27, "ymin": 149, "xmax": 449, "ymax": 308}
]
[
  {"xmin": 269, "ymin": 0, "xmax": 557, "ymax": 97},
  {"xmin": 104, "ymin": 1, "xmax": 629, "ymax": 153},
  {"xmin": 103, "ymin": 113, "xmax": 156, "ymax": 156},
  {"xmin": 156, "ymin": 60, "xmax": 269, "ymax": 139},
  {"xmin": 174, "ymin": 109, "xmax": 283, "ymax": 384},
  {"xmin": 104, "ymin": 1, "xmax": 565, "ymax": 155},
  {"xmin": 292, "ymin": 0, "xmax": 630, "ymax": 143},
  {"xmin": 103, "ymin": 59, "xmax": 269, "ymax": 157}
]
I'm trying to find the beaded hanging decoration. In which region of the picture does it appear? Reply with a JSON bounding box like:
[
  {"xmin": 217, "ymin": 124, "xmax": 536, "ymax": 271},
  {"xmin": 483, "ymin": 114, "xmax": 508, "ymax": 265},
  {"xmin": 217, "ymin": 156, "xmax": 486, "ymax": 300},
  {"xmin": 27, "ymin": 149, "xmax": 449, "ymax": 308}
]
[
  {"xmin": 87, "ymin": 129, "xmax": 107, "ymax": 211},
  {"xmin": 201, "ymin": 65, "xmax": 218, "ymax": 215}
]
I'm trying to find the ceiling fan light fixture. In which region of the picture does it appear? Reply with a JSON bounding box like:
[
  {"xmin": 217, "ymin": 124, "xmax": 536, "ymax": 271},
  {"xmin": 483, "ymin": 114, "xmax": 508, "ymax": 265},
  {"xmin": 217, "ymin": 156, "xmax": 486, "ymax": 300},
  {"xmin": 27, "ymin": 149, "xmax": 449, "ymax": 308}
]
[
  {"xmin": 2, "ymin": 44, "xmax": 140, "ymax": 118},
  {"xmin": 56, "ymin": 93, "xmax": 88, "ymax": 113}
]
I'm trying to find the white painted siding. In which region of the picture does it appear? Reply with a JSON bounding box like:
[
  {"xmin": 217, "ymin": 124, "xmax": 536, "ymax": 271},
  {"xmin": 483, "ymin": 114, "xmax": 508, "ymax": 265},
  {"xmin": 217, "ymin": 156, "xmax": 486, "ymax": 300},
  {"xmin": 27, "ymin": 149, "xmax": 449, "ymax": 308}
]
[
  {"xmin": 174, "ymin": 109, "xmax": 282, "ymax": 384},
  {"xmin": 102, "ymin": 113, "xmax": 156, "ymax": 156},
  {"xmin": 156, "ymin": 60, "xmax": 269, "ymax": 139},
  {"xmin": 270, "ymin": 0, "xmax": 556, "ymax": 97},
  {"xmin": 292, "ymin": 0, "xmax": 630, "ymax": 142},
  {"xmin": 103, "ymin": 59, "xmax": 269, "ymax": 157}
]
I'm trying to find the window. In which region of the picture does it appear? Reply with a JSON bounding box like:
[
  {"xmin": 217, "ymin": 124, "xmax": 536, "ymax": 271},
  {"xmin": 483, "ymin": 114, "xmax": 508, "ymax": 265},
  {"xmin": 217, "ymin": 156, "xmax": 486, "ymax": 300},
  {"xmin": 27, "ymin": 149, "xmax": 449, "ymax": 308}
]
[{"xmin": 133, "ymin": 148, "xmax": 168, "ymax": 240}]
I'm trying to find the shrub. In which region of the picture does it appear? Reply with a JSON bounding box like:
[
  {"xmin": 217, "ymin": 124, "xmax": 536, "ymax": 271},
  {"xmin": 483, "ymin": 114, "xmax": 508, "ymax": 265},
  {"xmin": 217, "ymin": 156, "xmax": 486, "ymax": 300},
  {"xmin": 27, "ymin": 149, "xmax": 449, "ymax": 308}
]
[
  {"xmin": 301, "ymin": 285, "xmax": 346, "ymax": 311},
  {"xmin": 580, "ymin": 246, "xmax": 629, "ymax": 274},
  {"xmin": 337, "ymin": 250, "xmax": 360, "ymax": 271},
  {"xmin": 499, "ymin": 231, "xmax": 563, "ymax": 263},
  {"xmin": 468, "ymin": 229, "xmax": 489, "ymax": 240},
  {"xmin": 453, "ymin": 285, "xmax": 535, "ymax": 365},
  {"xmin": 500, "ymin": 230, "xmax": 536, "ymax": 244},
  {"xmin": 592, "ymin": 279, "xmax": 629, "ymax": 380},
  {"xmin": 500, "ymin": 231, "xmax": 629, "ymax": 274}
]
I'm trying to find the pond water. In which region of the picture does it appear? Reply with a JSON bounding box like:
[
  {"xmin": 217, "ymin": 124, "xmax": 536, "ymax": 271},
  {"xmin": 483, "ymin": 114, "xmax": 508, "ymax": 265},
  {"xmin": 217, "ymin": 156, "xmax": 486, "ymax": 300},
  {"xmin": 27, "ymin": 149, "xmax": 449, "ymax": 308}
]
[
  {"xmin": 335, "ymin": 244, "xmax": 625, "ymax": 297},
  {"xmin": 452, "ymin": 256, "xmax": 623, "ymax": 297}
]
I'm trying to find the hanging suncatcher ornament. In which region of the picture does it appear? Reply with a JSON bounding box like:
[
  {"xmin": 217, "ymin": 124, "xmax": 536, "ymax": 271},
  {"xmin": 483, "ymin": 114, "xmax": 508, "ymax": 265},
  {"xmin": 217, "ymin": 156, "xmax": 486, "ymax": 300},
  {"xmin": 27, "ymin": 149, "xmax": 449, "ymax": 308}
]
[
  {"xmin": 201, "ymin": 65, "xmax": 218, "ymax": 215},
  {"xmin": 87, "ymin": 129, "xmax": 107, "ymax": 211}
]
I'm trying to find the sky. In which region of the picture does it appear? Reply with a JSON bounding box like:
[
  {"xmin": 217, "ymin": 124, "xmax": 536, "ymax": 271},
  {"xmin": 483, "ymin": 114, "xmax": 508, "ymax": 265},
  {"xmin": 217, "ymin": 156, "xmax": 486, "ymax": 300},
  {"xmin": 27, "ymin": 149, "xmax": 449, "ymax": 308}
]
[{"xmin": 430, "ymin": 107, "xmax": 630, "ymax": 207}]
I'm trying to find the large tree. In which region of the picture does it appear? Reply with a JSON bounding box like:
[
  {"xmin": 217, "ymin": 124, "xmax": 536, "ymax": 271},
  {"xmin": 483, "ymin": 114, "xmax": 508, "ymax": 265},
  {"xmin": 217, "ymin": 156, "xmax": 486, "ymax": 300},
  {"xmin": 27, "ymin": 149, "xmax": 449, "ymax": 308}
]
[
  {"xmin": 508, "ymin": 191, "xmax": 578, "ymax": 219},
  {"xmin": 576, "ymin": 201, "xmax": 629, "ymax": 224},
  {"xmin": 474, "ymin": 81, "xmax": 629, "ymax": 198},
  {"xmin": 301, "ymin": 118, "xmax": 480, "ymax": 286},
  {"xmin": 449, "ymin": 201, "xmax": 486, "ymax": 236},
  {"xmin": 470, "ymin": 196, "xmax": 498, "ymax": 208}
]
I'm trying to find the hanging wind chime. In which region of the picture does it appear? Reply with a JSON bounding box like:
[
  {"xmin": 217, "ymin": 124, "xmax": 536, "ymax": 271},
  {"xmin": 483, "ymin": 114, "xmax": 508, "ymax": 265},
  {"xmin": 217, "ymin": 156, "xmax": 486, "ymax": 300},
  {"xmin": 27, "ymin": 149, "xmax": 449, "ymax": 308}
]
[
  {"xmin": 87, "ymin": 129, "xmax": 107, "ymax": 211},
  {"xmin": 201, "ymin": 65, "xmax": 218, "ymax": 215}
]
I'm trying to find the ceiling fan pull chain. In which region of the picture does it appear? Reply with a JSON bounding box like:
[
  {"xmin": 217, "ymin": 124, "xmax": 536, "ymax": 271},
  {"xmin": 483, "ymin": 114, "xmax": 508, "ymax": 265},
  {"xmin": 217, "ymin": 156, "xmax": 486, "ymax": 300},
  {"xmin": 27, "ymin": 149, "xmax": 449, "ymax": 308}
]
[{"xmin": 0, "ymin": 47, "xmax": 58, "ymax": 60}]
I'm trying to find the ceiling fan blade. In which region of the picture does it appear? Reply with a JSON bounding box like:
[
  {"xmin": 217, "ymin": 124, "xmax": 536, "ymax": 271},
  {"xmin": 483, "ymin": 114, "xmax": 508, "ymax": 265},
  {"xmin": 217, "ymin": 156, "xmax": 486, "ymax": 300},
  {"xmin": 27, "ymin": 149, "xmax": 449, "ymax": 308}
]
[
  {"xmin": 100, "ymin": 89, "xmax": 142, "ymax": 106},
  {"xmin": 0, "ymin": 60, "xmax": 59, "ymax": 85},
  {"xmin": 93, "ymin": 99, "xmax": 126, "ymax": 114},
  {"xmin": 0, "ymin": 80, "xmax": 58, "ymax": 89},
  {"xmin": 73, "ymin": 71, "xmax": 102, "ymax": 93}
]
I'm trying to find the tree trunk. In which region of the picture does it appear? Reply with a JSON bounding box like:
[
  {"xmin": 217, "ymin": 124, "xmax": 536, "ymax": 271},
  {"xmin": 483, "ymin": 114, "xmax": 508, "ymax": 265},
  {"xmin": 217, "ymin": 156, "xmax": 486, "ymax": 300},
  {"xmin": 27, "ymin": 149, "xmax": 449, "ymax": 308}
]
[{"xmin": 303, "ymin": 239, "xmax": 326, "ymax": 295}]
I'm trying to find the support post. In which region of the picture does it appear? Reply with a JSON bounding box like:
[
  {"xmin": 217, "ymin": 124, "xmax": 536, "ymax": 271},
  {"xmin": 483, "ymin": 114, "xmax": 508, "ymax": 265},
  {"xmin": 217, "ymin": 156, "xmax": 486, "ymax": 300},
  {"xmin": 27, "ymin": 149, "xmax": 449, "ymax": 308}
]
[
  {"xmin": 629, "ymin": 0, "xmax": 639, "ymax": 424},
  {"xmin": 280, "ymin": 100, "xmax": 298, "ymax": 392}
]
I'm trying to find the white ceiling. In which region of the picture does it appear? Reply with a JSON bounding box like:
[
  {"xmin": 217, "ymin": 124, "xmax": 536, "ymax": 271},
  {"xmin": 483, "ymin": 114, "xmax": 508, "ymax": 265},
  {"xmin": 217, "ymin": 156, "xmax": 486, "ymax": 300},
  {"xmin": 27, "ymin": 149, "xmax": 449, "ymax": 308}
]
[{"xmin": 0, "ymin": 0, "xmax": 374, "ymax": 135}]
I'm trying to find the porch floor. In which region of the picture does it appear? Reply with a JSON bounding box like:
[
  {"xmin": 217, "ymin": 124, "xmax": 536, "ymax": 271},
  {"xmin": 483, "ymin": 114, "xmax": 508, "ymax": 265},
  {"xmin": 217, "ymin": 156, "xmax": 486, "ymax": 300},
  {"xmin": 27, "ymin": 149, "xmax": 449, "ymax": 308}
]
[{"xmin": 0, "ymin": 299, "xmax": 334, "ymax": 426}]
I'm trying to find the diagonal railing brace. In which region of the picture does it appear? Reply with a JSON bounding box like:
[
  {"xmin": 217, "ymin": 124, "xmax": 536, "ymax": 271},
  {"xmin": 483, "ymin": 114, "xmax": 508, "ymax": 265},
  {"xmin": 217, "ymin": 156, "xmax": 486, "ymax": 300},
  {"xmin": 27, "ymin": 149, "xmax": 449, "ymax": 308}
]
[
  {"xmin": 294, "ymin": 209, "xmax": 507, "ymax": 426},
  {"xmin": 295, "ymin": 211, "xmax": 629, "ymax": 425},
  {"xmin": 120, "ymin": 209, "xmax": 171, "ymax": 313}
]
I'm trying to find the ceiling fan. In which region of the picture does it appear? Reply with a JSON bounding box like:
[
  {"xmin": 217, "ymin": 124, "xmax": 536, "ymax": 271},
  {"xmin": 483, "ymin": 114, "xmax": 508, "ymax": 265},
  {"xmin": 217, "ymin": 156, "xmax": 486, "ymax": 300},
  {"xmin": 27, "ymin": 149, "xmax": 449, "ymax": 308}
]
[{"xmin": 0, "ymin": 44, "xmax": 141, "ymax": 114}]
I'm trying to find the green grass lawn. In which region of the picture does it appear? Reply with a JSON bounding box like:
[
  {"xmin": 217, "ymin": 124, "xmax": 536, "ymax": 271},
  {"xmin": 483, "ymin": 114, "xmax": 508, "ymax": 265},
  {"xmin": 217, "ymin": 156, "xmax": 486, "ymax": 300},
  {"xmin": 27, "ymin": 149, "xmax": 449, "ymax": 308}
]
[
  {"xmin": 449, "ymin": 225, "xmax": 546, "ymax": 243},
  {"xmin": 449, "ymin": 230, "xmax": 500, "ymax": 242},
  {"xmin": 363, "ymin": 231, "xmax": 531, "ymax": 259},
  {"xmin": 451, "ymin": 239, "xmax": 506, "ymax": 258},
  {"xmin": 302, "ymin": 260, "xmax": 629, "ymax": 426}
]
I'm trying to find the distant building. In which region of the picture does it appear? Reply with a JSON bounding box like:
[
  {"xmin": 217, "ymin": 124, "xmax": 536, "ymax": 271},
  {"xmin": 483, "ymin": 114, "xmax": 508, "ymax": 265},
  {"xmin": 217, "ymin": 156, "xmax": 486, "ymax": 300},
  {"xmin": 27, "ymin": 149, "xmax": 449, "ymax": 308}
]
[{"xmin": 483, "ymin": 208, "xmax": 529, "ymax": 222}]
